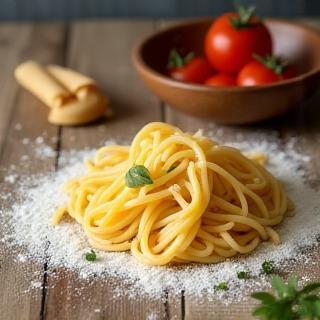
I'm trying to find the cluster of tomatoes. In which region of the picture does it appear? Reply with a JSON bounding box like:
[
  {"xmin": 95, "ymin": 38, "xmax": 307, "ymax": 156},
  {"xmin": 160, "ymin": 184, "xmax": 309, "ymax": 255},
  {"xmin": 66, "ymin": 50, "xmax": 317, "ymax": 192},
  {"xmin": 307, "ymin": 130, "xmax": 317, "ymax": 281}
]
[{"xmin": 167, "ymin": 5, "xmax": 296, "ymax": 87}]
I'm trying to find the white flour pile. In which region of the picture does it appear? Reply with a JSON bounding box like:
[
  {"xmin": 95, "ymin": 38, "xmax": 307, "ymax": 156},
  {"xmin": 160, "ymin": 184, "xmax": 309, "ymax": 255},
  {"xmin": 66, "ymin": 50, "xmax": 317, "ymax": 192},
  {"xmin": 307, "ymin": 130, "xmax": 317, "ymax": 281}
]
[{"xmin": 1, "ymin": 136, "xmax": 320, "ymax": 303}]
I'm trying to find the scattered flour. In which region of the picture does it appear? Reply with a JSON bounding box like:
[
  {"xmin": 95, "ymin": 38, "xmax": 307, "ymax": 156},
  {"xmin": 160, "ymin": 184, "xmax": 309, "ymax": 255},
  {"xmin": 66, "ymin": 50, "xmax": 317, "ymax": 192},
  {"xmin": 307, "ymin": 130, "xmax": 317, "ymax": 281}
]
[
  {"xmin": 146, "ymin": 313, "xmax": 160, "ymax": 320},
  {"xmin": 14, "ymin": 123, "xmax": 22, "ymax": 131},
  {"xmin": 0, "ymin": 136, "xmax": 319, "ymax": 304},
  {"xmin": 22, "ymin": 138, "xmax": 30, "ymax": 145},
  {"xmin": 20, "ymin": 155, "xmax": 29, "ymax": 161},
  {"xmin": 35, "ymin": 136, "xmax": 44, "ymax": 144},
  {"xmin": 31, "ymin": 281, "xmax": 43, "ymax": 289},
  {"xmin": 35, "ymin": 145, "xmax": 56, "ymax": 159},
  {"xmin": 4, "ymin": 174, "xmax": 18, "ymax": 184}
]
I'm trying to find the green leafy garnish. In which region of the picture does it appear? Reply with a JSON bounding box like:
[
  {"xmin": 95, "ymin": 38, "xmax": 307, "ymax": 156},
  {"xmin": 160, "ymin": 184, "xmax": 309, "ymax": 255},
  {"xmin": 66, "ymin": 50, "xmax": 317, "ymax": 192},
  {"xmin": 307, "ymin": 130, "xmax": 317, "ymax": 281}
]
[
  {"xmin": 167, "ymin": 48, "xmax": 194, "ymax": 69},
  {"xmin": 262, "ymin": 260, "xmax": 275, "ymax": 275},
  {"xmin": 237, "ymin": 271, "xmax": 250, "ymax": 279},
  {"xmin": 166, "ymin": 164, "xmax": 178, "ymax": 173},
  {"xmin": 85, "ymin": 249, "xmax": 96, "ymax": 262},
  {"xmin": 125, "ymin": 165, "xmax": 153, "ymax": 188},
  {"xmin": 252, "ymin": 275, "xmax": 320, "ymax": 320},
  {"xmin": 253, "ymin": 53, "xmax": 289, "ymax": 75},
  {"xmin": 215, "ymin": 282, "xmax": 229, "ymax": 291},
  {"xmin": 229, "ymin": 3, "xmax": 260, "ymax": 29}
]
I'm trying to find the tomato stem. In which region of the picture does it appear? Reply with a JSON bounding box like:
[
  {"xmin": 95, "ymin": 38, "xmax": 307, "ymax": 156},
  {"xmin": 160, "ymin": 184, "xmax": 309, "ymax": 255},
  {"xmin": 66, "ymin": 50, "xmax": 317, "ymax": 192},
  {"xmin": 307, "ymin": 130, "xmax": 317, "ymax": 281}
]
[
  {"xmin": 229, "ymin": 2, "xmax": 260, "ymax": 29},
  {"xmin": 253, "ymin": 53, "xmax": 289, "ymax": 75},
  {"xmin": 167, "ymin": 49, "xmax": 194, "ymax": 68}
]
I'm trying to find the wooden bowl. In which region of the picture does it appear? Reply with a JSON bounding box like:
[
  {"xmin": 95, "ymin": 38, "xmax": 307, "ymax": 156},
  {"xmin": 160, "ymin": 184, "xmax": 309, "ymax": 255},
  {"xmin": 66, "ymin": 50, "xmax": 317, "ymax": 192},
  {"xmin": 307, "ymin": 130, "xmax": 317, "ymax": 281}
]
[{"xmin": 132, "ymin": 19, "xmax": 320, "ymax": 124}]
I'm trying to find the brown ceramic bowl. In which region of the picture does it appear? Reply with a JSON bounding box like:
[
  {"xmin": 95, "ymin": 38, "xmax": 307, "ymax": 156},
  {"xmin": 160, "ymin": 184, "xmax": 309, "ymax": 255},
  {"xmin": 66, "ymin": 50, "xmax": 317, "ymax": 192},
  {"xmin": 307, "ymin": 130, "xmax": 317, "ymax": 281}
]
[{"xmin": 132, "ymin": 18, "xmax": 320, "ymax": 124}]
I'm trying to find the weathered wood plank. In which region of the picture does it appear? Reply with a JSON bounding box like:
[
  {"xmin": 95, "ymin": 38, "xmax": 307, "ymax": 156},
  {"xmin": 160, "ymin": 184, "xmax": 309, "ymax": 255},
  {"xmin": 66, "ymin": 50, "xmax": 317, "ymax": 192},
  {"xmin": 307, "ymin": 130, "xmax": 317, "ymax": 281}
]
[
  {"xmin": 43, "ymin": 20, "xmax": 176, "ymax": 320},
  {"xmin": 0, "ymin": 23, "xmax": 67, "ymax": 320},
  {"xmin": 0, "ymin": 24, "xmax": 32, "ymax": 154}
]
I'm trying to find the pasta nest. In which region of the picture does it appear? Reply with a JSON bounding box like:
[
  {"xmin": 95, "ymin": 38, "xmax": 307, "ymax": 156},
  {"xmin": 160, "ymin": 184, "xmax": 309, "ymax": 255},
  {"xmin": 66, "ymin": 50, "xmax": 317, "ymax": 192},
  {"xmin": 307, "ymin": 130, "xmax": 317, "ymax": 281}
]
[{"xmin": 54, "ymin": 122, "xmax": 290, "ymax": 265}]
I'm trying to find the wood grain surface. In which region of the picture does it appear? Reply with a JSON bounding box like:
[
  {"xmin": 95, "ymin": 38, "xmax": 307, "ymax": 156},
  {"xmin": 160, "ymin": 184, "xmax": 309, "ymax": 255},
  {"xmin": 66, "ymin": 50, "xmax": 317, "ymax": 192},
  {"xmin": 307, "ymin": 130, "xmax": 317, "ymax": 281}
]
[
  {"xmin": 0, "ymin": 23, "xmax": 67, "ymax": 320},
  {"xmin": 0, "ymin": 18, "xmax": 319, "ymax": 320}
]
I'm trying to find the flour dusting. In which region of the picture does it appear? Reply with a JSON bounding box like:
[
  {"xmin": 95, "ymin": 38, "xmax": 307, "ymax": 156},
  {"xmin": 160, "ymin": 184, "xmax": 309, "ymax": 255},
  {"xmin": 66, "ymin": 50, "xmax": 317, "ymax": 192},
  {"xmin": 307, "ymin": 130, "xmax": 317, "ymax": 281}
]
[{"xmin": 0, "ymin": 135, "xmax": 319, "ymax": 304}]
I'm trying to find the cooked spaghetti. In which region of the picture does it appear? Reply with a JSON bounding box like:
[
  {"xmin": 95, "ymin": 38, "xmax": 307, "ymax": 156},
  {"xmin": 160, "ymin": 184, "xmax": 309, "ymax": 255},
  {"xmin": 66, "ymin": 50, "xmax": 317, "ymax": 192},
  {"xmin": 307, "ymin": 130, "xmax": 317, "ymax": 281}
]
[{"xmin": 53, "ymin": 122, "xmax": 290, "ymax": 265}]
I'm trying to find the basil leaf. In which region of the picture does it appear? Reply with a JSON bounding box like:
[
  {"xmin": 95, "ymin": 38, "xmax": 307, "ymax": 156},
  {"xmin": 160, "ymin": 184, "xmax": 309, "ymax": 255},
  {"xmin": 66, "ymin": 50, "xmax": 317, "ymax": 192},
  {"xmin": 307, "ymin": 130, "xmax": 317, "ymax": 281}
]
[{"xmin": 125, "ymin": 165, "xmax": 153, "ymax": 188}]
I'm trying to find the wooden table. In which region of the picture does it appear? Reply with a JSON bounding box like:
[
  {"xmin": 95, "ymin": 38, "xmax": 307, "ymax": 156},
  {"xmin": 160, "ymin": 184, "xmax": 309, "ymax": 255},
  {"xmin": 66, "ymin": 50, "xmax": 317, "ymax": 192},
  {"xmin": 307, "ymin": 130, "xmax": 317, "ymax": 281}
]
[{"xmin": 0, "ymin": 18, "xmax": 319, "ymax": 320}]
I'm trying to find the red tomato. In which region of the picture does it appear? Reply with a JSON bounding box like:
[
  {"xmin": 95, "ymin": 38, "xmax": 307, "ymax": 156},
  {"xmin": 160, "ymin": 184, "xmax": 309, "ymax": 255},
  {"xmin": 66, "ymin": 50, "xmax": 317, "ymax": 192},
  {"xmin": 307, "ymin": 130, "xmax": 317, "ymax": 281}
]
[
  {"xmin": 237, "ymin": 61, "xmax": 296, "ymax": 86},
  {"xmin": 204, "ymin": 73, "xmax": 236, "ymax": 87},
  {"xmin": 169, "ymin": 57, "xmax": 212, "ymax": 84},
  {"xmin": 205, "ymin": 13, "xmax": 272, "ymax": 73}
]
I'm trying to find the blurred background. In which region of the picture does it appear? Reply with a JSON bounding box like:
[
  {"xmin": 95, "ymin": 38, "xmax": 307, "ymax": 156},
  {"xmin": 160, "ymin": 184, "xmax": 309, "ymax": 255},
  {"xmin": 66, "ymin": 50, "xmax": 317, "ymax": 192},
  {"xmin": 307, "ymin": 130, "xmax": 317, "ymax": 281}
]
[{"xmin": 1, "ymin": 0, "xmax": 320, "ymax": 21}]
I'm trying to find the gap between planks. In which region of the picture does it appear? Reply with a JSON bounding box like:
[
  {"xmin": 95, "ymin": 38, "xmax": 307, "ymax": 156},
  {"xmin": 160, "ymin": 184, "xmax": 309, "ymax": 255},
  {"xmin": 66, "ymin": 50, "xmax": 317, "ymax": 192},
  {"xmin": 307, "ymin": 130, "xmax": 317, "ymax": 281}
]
[
  {"xmin": 39, "ymin": 24, "xmax": 69, "ymax": 320},
  {"xmin": 0, "ymin": 22, "xmax": 67, "ymax": 320}
]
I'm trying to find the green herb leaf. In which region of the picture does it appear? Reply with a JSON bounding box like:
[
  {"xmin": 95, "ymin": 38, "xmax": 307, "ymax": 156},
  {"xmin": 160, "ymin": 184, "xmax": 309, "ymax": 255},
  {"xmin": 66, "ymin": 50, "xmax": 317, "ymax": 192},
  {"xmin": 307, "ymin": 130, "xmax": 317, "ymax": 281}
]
[
  {"xmin": 125, "ymin": 165, "xmax": 153, "ymax": 188},
  {"xmin": 85, "ymin": 249, "xmax": 96, "ymax": 262},
  {"xmin": 252, "ymin": 276, "xmax": 320, "ymax": 320},
  {"xmin": 237, "ymin": 271, "xmax": 250, "ymax": 279},
  {"xmin": 272, "ymin": 276, "xmax": 290, "ymax": 299},
  {"xmin": 167, "ymin": 164, "xmax": 178, "ymax": 173},
  {"xmin": 167, "ymin": 48, "xmax": 194, "ymax": 69},
  {"xmin": 298, "ymin": 283, "xmax": 320, "ymax": 296},
  {"xmin": 251, "ymin": 292, "xmax": 276, "ymax": 304},
  {"xmin": 215, "ymin": 282, "xmax": 228, "ymax": 291},
  {"xmin": 298, "ymin": 295, "xmax": 320, "ymax": 319},
  {"xmin": 252, "ymin": 303, "xmax": 294, "ymax": 320},
  {"xmin": 286, "ymin": 276, "xmax": 298, "ymax": 298},
  {"xmin": 262, "ymin": 260, "xmax": 275, "ymax": 275}
]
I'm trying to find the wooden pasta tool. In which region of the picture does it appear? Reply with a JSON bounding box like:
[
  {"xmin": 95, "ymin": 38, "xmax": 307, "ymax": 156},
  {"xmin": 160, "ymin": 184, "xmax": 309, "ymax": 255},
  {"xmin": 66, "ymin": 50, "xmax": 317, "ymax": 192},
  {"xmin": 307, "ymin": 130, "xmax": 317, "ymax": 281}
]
[{"xmin": 14, "ymin": 61, "xmax": 112, "ymax": 125}]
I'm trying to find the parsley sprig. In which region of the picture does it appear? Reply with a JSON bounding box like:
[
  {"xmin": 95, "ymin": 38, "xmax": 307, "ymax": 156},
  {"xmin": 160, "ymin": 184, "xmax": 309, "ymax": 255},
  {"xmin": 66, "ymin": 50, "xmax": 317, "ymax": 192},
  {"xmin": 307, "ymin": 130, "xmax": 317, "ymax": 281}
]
[
  {"xmin": 262, "ymin": 260, "xmax": 275, "ymax": 275},
  {"xmin": 215, "ymin": 282, "xmax": 229, "ymax": 291},
  {"xmin": 85, "ymin": 249, "xmax": 97, "ymax": 262},
  {"xmin": 252, "ymin": 276, "xmax": 320, "ymax": 320},
  {"xmin": 238, "ymin": 271, "xmax": 251, "ymax": 279}
]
